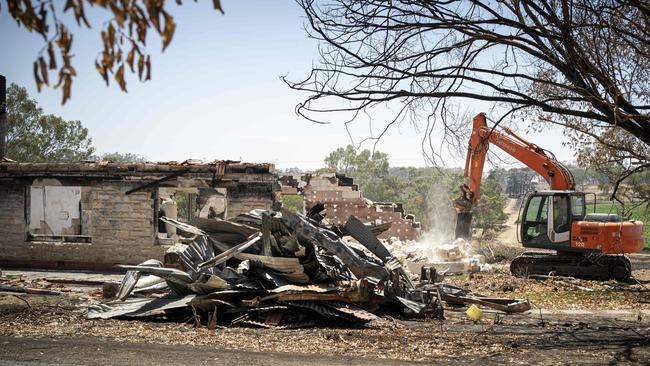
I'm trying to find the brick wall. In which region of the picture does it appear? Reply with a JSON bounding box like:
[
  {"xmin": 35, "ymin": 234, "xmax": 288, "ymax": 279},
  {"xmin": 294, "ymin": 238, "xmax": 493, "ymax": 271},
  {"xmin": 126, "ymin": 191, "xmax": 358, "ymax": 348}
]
[
  {"xmin": 225, "ymin": 183, "xmax": 276, "ymax": 218},
  {"xmin": 302, "ymin": 174, "xmax": 420, "ymax": 241},
  {"xmin": 89, "ymin": 184, "xmax": 165, "ymax": 264},
  {"xmin": 0, "ymin": 161, "xmax": 279, "ymax": 270},
  {"xmin": 0, "ymin": 182, "xmax": 166, "ymax": 270},
  {"xmin": 0, "ymin": 185, "xmax": 27, "ymax": 259},
  {"xmin": 226, "ymin": 194, "xmax": 274, "ymax": 218}
]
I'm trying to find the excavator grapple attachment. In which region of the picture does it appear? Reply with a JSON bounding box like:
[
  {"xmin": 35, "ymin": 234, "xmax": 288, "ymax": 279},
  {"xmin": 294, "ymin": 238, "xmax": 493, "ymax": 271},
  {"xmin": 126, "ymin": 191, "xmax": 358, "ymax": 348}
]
[{"xmin": 455, "ymin": 212, "xmax": 472, "ymax": 240}]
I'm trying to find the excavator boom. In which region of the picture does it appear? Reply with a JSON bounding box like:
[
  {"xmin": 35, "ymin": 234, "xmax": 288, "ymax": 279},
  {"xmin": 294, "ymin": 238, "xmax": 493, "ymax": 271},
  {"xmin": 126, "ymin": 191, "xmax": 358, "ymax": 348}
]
[
  {"xmin": 454, "ymin": 113, "xmax": 575, "ymax": 239},
  {"xmin": 453, "ymin": 113, "xmax": 643, "ymax": 282},
  {"xmin": 462, "ymin": 113, "xmax": 575, "ymax": 204}
]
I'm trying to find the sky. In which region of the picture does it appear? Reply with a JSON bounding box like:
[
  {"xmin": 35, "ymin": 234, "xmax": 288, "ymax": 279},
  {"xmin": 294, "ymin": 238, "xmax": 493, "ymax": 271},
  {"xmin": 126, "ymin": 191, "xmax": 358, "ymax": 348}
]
[{"xmin": 0, "ymin": 1, "xmax": 574, "ymax": 171}]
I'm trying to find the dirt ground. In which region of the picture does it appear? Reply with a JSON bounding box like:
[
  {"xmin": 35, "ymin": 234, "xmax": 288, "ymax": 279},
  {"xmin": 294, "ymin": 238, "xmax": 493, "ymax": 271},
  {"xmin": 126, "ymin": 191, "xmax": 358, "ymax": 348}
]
[
  {"xmin": 0, "ymin": 291, "xmax": 649, "ymax": 365},
  {"xmin": 1, "ymin": 259, "xmax": 650, "ymax": 365},
  {"xmin": 445, "ymin": 262, "xmax": 650, "ymax": 311},
  {"xmin": 493, "ymin": 198, "xmax": 521, "ymax": 247}
]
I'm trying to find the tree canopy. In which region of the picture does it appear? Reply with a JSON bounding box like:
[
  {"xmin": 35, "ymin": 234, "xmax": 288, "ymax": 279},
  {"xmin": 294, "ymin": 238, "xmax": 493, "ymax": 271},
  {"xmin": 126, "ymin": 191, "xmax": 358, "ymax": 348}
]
[
  {"xmin": 5, "ymin": 83, "xmax": 94, "ymax": 162},
  {"xmin": 3, "ymin": 0, "xmax": 224, "ymax": 103},
  {"xmin": 324, "ymin": 145, "xmax": 389, "ymax": 180},
  {"xmin": 287, "ymin": 0, "xmax": 650, "ymax": 199}
]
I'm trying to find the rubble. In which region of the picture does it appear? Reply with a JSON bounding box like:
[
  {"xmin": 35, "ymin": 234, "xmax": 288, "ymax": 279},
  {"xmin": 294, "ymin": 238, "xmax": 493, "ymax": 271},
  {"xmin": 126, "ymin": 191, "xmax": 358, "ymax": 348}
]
[
  {"xmin": 296, "ymin": 172, "xmax": 421, "ymax": 240},
  {"xmin": 384, "ymin": 236, "xmax": 492, "ymax": 277},
  {"xmin": 88, "ymin": 206, "xmax": 444, "ymax": 327}
]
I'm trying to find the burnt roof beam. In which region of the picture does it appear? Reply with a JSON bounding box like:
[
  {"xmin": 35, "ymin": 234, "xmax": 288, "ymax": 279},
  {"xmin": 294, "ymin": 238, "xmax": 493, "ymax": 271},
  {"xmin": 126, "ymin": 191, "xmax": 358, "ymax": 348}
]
[{"xmin": 125, "ymin": 170, "xmax": 189, "ymax": 195}]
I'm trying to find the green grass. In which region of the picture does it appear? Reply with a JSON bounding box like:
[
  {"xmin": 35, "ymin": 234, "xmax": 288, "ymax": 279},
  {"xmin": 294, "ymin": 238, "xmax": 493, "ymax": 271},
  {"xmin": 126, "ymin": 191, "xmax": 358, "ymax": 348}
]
[{"xmin": 593, "ymin": 202, "xmax": 650, "ymax": 250}]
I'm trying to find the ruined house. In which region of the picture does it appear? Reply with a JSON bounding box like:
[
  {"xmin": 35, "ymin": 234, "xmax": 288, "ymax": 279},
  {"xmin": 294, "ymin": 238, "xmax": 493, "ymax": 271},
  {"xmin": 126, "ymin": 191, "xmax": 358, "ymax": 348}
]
[
  {"xmin": 0, "ymin": 160, "xmax": 278, "ymax": 270},
  {"xmin": 281, "ymin": 172, "xmax": 421, "ymax": 240}
]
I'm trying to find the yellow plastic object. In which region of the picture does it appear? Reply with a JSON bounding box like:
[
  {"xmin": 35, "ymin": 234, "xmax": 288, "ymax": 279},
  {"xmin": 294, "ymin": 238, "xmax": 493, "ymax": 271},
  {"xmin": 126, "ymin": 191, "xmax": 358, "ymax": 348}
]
[{"xmin": 466, "ymin": 304, "xmax": 483, "ymax": 322}]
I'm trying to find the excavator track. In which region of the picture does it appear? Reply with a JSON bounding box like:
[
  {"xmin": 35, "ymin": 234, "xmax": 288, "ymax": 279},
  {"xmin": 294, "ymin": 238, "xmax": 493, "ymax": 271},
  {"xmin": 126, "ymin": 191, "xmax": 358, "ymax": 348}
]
[{"xmin": 510, "ymin": 251, "xmax": 632, "ymax": 282}]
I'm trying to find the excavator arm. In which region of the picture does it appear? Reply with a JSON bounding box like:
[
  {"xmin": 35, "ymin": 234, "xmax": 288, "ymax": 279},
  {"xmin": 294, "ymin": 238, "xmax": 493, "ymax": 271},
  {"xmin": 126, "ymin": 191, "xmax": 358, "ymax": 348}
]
[{"xmin": 454, "ymin": 113, "xmax": 575, "ymax": 239}]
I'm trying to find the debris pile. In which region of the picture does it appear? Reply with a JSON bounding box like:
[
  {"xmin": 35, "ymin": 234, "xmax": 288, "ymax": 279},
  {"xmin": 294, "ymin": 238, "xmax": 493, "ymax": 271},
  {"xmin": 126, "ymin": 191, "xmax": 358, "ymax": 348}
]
[
  {"xmin": 384, "ymin": 237, "xmax": 491, "ymax": 277},
  {"xmin": 88, "ymin": 207, "xmax": 443, "ymax": 327}
]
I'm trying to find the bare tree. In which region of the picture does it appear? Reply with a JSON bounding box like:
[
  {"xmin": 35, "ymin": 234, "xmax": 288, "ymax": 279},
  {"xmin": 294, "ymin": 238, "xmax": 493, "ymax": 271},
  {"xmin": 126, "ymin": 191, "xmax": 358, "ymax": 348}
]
[{"xmin": 285, "ymin": 0, "xmax": 649, "ymax": 198}]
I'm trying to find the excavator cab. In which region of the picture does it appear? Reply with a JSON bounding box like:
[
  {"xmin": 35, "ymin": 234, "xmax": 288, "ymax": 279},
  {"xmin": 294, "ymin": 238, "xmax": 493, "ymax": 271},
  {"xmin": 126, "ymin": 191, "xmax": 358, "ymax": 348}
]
[
  {"xmin": 520, "ymin": 191, "xmax": 586, "ymax": 251},
  {"xmin": 515, "ymin": 190, "xmax": 640, "ymax": 281}
]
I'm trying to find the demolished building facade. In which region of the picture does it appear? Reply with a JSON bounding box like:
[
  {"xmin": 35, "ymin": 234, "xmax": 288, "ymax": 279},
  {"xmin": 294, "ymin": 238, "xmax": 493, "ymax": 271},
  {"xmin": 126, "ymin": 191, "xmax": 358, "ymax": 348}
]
[
  {"xmin": 280, "ymin": 172, "xmax": 421, "ymax": 241},
  {"xmin": 0, "ymin": 160, "xmax": 421, "ymax": 271},
  {"xmin": 0, "ymin": 160, "xmax": 278, "ymax": 270}
]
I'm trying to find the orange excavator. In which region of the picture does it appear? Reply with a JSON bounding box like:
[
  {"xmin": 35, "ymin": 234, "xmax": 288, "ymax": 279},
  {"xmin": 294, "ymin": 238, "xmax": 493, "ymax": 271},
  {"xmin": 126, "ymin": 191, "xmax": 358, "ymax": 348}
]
[{"xmin": 454, "ymin": 113, "xmax": 644, "ymax": 281}]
